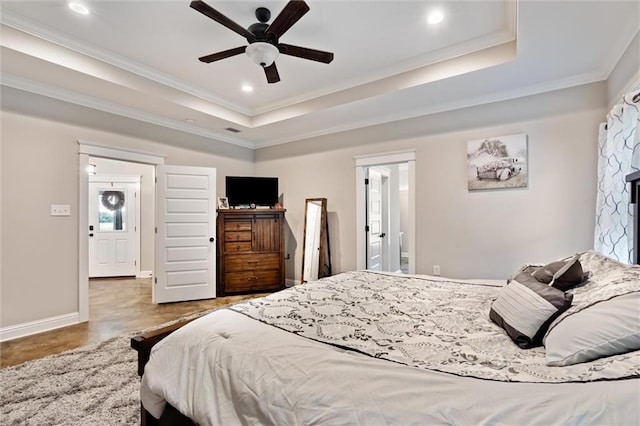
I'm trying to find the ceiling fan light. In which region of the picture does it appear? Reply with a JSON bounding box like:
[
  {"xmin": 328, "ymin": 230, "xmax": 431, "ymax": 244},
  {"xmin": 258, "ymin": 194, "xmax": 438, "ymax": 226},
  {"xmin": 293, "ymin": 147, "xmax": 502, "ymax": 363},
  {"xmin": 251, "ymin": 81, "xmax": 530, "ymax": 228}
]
[{"xmin": 246, "ymin": 42, "xmax": 279, "ymax": 67}]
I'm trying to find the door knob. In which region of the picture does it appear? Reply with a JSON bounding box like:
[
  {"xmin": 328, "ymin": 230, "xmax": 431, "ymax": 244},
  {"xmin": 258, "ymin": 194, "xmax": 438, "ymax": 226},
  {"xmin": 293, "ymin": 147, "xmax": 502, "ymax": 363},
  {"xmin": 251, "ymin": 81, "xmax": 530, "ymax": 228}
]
[
  {"xmin": 209, "ymin": 237, "xmax": 215, "ymax": 242},
  {"xmin": 89, "ymin": 233, "xmax": 94, "ymax": 237},
  {"xmin": 380, "ymin": 233, "xmax": 386, "ymax": 238}
]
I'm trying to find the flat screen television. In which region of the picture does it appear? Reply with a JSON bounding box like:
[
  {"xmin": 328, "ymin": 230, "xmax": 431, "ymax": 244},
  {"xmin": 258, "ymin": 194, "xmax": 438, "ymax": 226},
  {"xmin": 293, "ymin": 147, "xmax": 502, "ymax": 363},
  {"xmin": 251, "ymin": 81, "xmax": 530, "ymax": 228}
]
[{"xmin": 225, "ymin": 176, "xmax": 278, "ymax": 207}]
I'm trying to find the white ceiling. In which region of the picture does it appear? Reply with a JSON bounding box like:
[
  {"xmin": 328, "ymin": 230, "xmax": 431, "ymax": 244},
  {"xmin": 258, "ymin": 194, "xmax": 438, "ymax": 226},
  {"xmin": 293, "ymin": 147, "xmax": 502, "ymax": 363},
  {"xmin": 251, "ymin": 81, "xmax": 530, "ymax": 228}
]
[{"xmin": 1, "ymin": 0, "xmax": 638, "ymax": 149}]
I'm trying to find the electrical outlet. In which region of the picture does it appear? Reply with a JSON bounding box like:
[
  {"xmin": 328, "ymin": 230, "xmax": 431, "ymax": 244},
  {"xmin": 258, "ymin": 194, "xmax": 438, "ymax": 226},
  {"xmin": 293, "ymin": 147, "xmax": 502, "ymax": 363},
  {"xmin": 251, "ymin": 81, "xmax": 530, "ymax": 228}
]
[
  {"xmin": 433, "ymin": 265, "xmax": 441, "ymax": 276},
  {"xmin": 51, "ymin": 204, "xmax": 71, "ymax": 216}
]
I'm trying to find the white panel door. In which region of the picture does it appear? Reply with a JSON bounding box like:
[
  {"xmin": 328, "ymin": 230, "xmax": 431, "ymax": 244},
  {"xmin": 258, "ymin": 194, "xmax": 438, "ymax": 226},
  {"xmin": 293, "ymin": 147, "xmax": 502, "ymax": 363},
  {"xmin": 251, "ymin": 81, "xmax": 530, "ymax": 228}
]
[
  {"xmin": 155, "ymin": 165, "xmax": 216, "ymax": 303},
  {"xmin": 367, "ymin": 168, "xmax": 383, "ymax": 271},
  {"xmin": 89, "ymin": 176, "xmax": 139, "ymax": 277}
]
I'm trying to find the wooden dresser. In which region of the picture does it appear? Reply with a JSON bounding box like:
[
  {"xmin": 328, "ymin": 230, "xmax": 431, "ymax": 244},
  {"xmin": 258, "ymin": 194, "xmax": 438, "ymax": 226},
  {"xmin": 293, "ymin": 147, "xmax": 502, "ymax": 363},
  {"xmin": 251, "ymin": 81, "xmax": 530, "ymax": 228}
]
[{"xmin": 216, "ymin": 209, "xmax": 286, "ymax": 295}]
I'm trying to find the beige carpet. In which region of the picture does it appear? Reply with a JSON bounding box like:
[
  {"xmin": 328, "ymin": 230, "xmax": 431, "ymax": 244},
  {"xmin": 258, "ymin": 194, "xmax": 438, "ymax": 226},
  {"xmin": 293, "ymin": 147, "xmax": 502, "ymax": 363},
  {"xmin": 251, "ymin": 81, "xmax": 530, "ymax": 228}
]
[
  {"xmin": 1, "ymin": 334, "xmax": 139, "ymax": 425},
  {"xmin": 0, "ymin": 308, "xmax": 221, "ymax": 425}
]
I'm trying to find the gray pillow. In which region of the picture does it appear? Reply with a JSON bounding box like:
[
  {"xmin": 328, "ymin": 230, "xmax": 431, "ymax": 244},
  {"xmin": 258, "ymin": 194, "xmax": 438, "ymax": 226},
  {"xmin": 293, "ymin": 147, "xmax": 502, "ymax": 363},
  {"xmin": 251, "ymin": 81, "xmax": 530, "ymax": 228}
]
[
  {"xmin": 532, "ymin": 254, "xmax": 584, "ymax": 291},
  {"xmin": 490, "ymin": 272, "xmax": 573, "ymax": 348},
  {"xmin": 544, "ymin": 292, "xmax": 640, "ymax": 366}
]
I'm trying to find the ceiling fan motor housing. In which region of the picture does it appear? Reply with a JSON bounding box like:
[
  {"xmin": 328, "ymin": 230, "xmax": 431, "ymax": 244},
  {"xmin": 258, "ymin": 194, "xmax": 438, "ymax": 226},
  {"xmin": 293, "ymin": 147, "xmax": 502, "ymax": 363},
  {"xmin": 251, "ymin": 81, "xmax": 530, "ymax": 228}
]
[{"xmin": 248, "ymin": 22, "xmax": 271, "ymax": 42}]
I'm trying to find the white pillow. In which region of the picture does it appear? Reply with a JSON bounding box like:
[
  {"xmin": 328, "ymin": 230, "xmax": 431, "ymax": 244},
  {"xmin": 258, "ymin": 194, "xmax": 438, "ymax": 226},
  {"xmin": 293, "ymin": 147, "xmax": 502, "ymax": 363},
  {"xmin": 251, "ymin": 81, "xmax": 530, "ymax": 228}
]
[{"xmin": 544, "ymin": 292, "xmax": 640, "ymax": 366}]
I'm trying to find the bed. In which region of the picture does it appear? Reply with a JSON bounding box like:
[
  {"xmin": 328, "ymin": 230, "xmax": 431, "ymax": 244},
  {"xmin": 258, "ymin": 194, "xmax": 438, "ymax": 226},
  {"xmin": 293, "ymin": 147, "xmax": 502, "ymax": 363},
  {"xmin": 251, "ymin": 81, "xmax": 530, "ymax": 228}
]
[{"xmin": 132, "ymin": 178, "xmax": 640, "ymax": 426}]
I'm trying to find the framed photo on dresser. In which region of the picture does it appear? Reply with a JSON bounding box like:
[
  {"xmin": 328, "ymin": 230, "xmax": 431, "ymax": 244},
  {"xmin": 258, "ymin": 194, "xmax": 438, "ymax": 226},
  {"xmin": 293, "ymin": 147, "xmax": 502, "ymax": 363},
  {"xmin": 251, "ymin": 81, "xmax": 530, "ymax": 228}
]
[{"xmin": 217, "ymin": 197, "xmax": 229, "ymax": 209}]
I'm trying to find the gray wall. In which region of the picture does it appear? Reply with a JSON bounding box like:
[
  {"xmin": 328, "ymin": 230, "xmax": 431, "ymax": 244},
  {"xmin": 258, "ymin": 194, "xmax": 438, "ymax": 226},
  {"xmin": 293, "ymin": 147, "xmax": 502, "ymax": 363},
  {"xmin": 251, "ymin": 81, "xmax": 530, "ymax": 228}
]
[
  {"xmin": 607, "ymin": 31, "xmax": 640, "ymax": 106},
  {"xmin": 255, "ymin": 82, "xmax": 606, "ymax": 281},
  {"xmin": 0, "ymin": 111, "xmax": 254, "ymax": 328}
]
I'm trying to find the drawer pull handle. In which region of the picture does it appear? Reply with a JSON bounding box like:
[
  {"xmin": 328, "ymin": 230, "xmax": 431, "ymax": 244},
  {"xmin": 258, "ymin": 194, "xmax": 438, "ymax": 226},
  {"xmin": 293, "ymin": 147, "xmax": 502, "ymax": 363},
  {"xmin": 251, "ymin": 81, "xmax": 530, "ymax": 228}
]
[{"xmin": 248, "ymin": 261, "xmax": 258, "ymax": 264}]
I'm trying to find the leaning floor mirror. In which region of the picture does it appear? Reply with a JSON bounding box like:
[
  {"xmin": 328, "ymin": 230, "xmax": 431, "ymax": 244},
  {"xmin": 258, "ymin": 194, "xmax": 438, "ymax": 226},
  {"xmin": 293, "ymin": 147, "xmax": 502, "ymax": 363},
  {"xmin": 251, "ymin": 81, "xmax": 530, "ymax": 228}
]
[{"xmin": 301, "ymin": 198, "xmax": 331, "ymax": 283}]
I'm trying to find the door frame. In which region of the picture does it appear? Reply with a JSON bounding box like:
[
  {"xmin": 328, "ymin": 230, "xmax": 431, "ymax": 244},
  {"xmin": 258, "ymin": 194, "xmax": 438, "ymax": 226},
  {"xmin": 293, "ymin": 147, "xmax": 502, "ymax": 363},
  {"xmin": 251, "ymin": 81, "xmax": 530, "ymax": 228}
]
[
  {"xmin": 88, "ymin": 174, "xmax": 141, "ymax": 278},
  {"xmin": 78, "ymin": 141, "xmax": 164, "ymax": 322},
  {"xmin": 355, "ymin": 150, "xmax": 416, "ymax": 274}
]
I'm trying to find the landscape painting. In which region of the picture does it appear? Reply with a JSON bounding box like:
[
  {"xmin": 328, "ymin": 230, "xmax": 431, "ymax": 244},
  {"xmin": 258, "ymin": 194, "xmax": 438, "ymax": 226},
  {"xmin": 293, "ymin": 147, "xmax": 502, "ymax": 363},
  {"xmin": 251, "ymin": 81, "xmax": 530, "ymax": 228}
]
[{"xmin": 467, "ymin": 133, "xmax": 528, "ymax": 190}]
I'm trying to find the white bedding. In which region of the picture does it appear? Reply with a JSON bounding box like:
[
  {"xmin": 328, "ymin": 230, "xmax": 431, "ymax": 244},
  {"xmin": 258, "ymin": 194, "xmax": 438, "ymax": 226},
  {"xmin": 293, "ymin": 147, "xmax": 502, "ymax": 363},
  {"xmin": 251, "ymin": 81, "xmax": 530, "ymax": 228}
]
[
  {"xmin": 141, "ymin": 274, "xmax": 640, "ymax": 425},
  {"xmin": 142, "ymin": 309, "xmax": 639, "ymax": 425}
]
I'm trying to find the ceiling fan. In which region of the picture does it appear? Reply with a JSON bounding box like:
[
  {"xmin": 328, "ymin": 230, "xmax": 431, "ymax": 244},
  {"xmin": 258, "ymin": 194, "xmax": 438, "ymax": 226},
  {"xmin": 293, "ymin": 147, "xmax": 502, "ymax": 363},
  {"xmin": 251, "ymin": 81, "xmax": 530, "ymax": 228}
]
[{"xmin": 190, "ymin": 0, "xmax": 334, "ymax": 84}]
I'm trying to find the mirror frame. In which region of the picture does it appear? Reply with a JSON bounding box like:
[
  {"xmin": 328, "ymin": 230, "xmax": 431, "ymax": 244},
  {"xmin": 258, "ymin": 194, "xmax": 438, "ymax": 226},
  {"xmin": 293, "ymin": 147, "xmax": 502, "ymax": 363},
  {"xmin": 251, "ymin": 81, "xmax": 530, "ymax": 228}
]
[{"xmin": 301, "ymin": 198, "xmax": 331, "ymax": 284}]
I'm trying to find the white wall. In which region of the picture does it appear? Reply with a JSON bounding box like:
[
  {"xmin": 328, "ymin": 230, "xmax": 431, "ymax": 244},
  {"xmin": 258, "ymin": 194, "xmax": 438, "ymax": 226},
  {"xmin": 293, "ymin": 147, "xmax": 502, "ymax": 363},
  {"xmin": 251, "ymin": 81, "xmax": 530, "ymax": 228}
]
[
  {"xmin": 607, "ymin": 31, "xmax": 640, "ymax": 107},
  {"xmin": 0, "ymin": 111, "xmax": 254, "ymax": 329},
  {"xmin": 90, "ymin": 157, "xmax": 155, "ymax": 274},
  {"xmin": 255, "ymin": 83, "xmax": 606, "ymax": 281}
]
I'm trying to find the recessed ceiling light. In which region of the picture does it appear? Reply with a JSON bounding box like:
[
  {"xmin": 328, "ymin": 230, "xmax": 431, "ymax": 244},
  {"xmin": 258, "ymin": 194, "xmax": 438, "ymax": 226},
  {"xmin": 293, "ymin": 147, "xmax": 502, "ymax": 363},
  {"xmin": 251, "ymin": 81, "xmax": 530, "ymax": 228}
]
[
  {"xmin": 68, "ymin": 2, "xmax": 90, "ymax": 15},
  {"xmin": 241, "ymin": 84, "xmax": 254, "ymax": 93},
  {"xmin": 427, "ymin": 10, "xmax": 444, "ymax": 25}
]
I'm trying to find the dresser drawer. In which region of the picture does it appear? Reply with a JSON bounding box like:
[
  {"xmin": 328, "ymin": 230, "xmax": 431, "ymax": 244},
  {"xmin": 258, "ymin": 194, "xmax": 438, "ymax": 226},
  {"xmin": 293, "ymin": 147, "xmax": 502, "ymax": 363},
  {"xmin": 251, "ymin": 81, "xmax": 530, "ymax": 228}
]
[
  {"xmin": 252, "ymin": 269, "xmax": 281, "ymax": 289},
  {"xmin": 225, "ymin": 220, "xmax": 252, "ymax": 231},
  {"xmin": 225, "ymin": 270, "xmax": 281, "ymax": 292},
  {"xmin": 225, "ymin": 253, "xmax": 280, "ymax": 271},
  {"xmin": 225, "ymin": 231, "xmax": 252, "ymax": 242},
  {"xmin": 224, "ymin": 241, "xmax": 252, "ymax": 252},
  {"xmin": 224, "ymin": 271, "xmax": 255, "ymax": 292}
]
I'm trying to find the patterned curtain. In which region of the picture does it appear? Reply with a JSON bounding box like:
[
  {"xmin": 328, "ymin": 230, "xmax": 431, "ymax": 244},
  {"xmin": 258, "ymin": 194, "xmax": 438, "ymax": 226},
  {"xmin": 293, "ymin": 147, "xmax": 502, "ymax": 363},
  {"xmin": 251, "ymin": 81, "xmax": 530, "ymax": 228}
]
[{"xmin": 594, "ymin": 89, "xmax": 640, "ymax": 263}]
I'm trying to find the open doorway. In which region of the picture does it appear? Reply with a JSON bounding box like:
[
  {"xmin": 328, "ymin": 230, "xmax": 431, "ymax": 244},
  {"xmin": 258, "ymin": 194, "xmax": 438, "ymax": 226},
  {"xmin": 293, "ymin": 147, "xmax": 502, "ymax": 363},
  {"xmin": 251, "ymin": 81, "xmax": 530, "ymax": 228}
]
[
  {"xmin": 355, "ymin": 151, "xmax": 416, "ymax": 274},
  {"xmin": 78, "ymin": 143, "xmax": 164, "ymax": 322}
]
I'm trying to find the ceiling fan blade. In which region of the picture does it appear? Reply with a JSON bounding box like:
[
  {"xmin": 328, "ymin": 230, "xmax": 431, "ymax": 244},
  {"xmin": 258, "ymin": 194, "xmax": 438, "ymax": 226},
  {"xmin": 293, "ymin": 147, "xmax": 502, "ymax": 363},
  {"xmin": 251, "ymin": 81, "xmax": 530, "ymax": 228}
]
[
  {"xmin": 190, "ymin": 0, "xmax": 255, "ymax": 41},
  {"xmin": 266, "ymin": 1, "xmax": 310, "ymax": 39},
  {"xmin": 264, "ymin": 63, "xmax": 281, "ymax": 84},
  {"xmin": 279, "ymin": 43, "xmax": 334, "ymax": 63},
  {"xmin": 199, "ymin": 46, "xmax": 247, "ymax": 63}
]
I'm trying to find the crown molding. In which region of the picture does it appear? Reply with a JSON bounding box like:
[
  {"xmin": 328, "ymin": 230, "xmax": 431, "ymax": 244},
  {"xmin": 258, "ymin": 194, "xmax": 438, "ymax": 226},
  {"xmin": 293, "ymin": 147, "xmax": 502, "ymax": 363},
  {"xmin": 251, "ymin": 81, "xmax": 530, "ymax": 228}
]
[
  {"xmin": 253, "ymin": 70, "xmax": 606, "ymax": 149},
  {"xmin": 251, "ymin": 30, "xmax": 517, "ymax": 117},
  {"xmin": 1, "ymin": 73, "xmax": 256, "ymax": 149},
  {"xmin": 250, "ymin": 0, "xmax": 518, "ymax": 115},
  {"xmin": 0, "ymin": 4, "xmax": 518, "ymax": 119},
  {"xmin": 0, "ymin": 10, "xmax": 252, "ymax": 117}
]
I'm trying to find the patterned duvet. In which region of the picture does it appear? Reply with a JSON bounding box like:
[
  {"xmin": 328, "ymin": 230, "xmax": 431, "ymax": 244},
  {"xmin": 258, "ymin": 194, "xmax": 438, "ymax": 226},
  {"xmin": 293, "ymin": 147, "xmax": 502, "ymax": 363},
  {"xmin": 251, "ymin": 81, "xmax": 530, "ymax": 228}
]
[
  {"xmin": 230, "ymin": 271, "xmax": 639, "ymax": 383},
  {"xmin": 141, "ymin": 271, "xmax": 640, "ymax": 425}
]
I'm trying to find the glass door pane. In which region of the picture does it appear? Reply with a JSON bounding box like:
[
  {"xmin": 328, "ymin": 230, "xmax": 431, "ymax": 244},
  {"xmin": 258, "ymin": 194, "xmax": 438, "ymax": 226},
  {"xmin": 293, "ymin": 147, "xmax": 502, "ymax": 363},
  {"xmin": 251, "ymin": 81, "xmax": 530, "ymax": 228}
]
[{"xmin": 98, "ymin": 190, "xmax": 127, "ymax": 231}]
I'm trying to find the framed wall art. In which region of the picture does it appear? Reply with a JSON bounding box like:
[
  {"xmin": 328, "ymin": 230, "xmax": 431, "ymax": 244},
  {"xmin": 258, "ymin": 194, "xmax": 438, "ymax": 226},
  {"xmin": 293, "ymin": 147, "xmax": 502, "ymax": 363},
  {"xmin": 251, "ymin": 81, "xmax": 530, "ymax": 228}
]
[{"xmin": 467, "ymin": 133, "xmax": 528, "ymax": 190}]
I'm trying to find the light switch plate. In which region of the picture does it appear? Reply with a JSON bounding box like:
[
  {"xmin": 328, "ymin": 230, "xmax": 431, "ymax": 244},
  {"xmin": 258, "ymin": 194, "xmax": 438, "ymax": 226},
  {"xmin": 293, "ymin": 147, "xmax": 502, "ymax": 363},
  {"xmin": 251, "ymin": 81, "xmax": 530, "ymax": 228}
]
[{"xmin": 51, "ymin": 204, "xmax": 71, "ymax": 216}]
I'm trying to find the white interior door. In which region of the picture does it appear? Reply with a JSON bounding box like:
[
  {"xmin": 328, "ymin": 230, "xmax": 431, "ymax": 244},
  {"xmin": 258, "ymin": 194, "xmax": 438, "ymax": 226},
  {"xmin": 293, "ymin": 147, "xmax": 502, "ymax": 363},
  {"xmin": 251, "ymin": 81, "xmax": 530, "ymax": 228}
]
[
  {"xmin": 155, "ymin": 165, "xmax": 216, "ymax": 303},
  {"xmin": 89, "ymin": 176, "xmax": 139, "ymax": 277},
  {"xmin": 367, "ymin": 168, "xmax": 383, "ymax": 271}
]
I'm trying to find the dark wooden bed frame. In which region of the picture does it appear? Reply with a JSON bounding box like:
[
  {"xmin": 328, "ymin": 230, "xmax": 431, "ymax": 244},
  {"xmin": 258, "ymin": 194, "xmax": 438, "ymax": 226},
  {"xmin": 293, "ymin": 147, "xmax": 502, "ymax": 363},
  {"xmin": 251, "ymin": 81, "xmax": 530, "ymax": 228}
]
[
  {"xmin": 131, "ymin": 320, "xmax": 196, "ymax": 425},
  {"xmin": 131, "ymin": 171, "xmax": 640, "ymax": 425}
]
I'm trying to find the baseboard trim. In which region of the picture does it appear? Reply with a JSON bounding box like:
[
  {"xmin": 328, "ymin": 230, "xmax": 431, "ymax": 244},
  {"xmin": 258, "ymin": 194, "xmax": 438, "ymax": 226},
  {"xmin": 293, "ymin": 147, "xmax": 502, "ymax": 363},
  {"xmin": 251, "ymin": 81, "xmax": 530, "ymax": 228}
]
[
  {"xmin": 0, "ymin": 312, "xmax": 80, "ymax": 342},
  {"xmin": 137, "ymin": 270, "xmax": 153, "ymax": 278}
]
